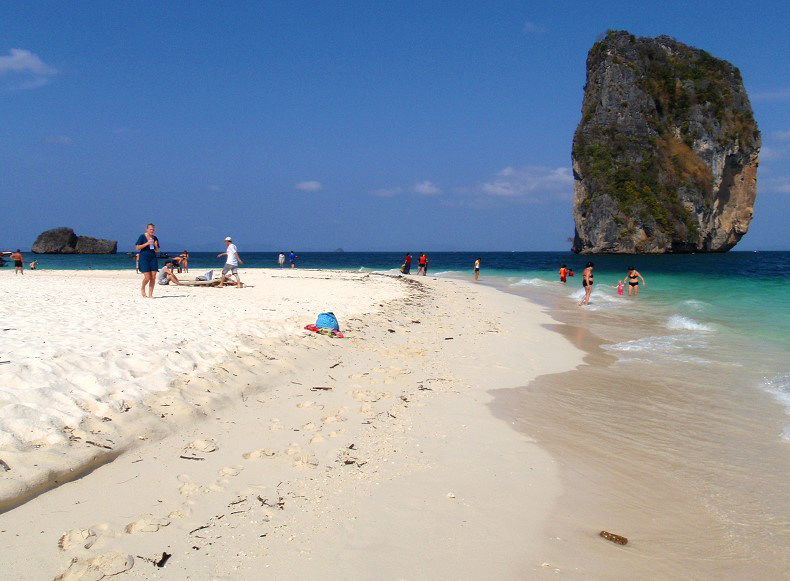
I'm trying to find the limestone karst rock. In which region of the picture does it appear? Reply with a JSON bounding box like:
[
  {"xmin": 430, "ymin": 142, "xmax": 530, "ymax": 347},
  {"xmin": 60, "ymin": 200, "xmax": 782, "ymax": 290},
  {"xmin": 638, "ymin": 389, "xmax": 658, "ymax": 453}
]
[
  {"xmin": 32, "ymin": 227, "xmax": 117, "ymax": 254},
  {"xmin": 572, "ymin": 31, "xmax": 760, "ymax": 253}
]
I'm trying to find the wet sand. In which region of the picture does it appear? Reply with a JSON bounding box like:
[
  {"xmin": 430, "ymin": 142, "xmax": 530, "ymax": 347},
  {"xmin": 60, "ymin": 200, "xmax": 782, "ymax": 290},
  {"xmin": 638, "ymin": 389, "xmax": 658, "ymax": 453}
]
[{"xmin": 490, "ymin": 285, "xmax": 790, "ymax": 580}]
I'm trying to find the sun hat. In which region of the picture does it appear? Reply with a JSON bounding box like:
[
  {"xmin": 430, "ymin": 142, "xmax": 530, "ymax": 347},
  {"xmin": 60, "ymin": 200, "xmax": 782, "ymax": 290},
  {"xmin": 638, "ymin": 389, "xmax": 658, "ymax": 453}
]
[{"xmin": 225, "ymin": 236, "xmax": 232, "ymax": 241}]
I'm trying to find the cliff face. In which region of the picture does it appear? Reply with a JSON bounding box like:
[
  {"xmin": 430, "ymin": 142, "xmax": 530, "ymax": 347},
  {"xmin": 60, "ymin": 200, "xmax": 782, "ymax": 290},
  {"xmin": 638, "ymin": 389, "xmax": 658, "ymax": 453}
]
[
  {"xmin": 572, "ymin": 31, "xmax": 760, "ymax": 253},
  {"xmin": 32, "ymin": 227, "xmax": 117, "ymax": 254}
]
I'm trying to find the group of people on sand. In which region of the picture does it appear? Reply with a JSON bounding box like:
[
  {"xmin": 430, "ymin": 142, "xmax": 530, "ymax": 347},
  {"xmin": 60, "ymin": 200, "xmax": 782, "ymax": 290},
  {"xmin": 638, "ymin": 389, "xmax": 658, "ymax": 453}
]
[
  {"xmin": 563, "ymin": 262, "xmax": 646, "ymax": 306},
  {"xmin": 5, "ymin": 250, "xmax": 38, "ymax": 274},
  {"xmin": 135, "ymin": 224, "xmax": 244, "ymax": 298},
  {"xmin": 400, "ymin": 253, "xmax": 429, "ymax": 276}
]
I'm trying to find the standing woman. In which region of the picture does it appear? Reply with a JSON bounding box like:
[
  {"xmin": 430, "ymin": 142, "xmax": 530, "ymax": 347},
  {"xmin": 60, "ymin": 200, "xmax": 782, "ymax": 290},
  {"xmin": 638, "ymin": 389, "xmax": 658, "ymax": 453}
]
[
  {"xmin": 578, "ymin": 261, "xmax": 594, "ymax": 305},
  {"xmin": 626, "ymin": 266, "xmax": 646, "ymax": 296},
  {"xmin": 474, "ymin": 257, "xmax": 481, "ymax": 281},
  {"xmin": 135, "ymin": 223, "xmax": 160, "ymax": 298}
]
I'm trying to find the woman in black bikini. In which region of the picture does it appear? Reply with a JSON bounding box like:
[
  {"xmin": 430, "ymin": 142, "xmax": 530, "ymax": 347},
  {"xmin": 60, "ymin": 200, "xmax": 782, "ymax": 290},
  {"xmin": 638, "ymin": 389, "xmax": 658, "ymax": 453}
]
[
  {"xmin": 579, "ymin": 261, "xmax": 594, "ymax": 305},
  {"xmin": 626, "ymin": 266, "xmax": 646, "ymax": 296}
]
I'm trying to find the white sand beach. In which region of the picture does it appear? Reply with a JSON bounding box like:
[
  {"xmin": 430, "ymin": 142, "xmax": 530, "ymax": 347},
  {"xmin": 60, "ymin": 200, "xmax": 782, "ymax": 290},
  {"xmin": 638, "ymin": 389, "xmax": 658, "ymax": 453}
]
[{"xmin": 0, "ymin": 269, "xmax": 584, "ymax": 579}]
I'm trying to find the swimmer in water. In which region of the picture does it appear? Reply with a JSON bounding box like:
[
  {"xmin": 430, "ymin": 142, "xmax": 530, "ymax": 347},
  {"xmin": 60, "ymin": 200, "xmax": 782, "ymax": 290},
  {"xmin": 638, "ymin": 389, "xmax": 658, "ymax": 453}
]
[
  {"xmin": 578, "ymin": 261, "xmax": 594, "ymax": 305},
  {"xmin": 626, "ymin": 266, "xmax": 646, "ymax": 296}
]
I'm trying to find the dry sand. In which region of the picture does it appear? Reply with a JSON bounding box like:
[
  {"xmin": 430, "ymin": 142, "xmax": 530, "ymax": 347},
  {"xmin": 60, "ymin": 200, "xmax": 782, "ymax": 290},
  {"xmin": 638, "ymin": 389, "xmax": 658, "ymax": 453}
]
[{"xmin": 0, "ymin": 269, "xmax": 584, "ymax": 579}]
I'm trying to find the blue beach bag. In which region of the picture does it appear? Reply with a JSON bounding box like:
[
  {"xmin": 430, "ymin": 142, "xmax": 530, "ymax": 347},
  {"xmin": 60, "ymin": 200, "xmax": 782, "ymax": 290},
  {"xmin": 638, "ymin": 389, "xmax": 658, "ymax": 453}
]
[{"xmin": 315, "ymin": 312, "xmax": 340, "ymax": 331}]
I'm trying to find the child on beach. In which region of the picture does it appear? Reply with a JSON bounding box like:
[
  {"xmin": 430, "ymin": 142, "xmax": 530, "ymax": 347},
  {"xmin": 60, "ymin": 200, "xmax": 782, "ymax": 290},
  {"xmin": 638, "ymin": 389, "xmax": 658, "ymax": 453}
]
[{"xmin": 615, "ymin": 280, "xmax": 624, "ymax": 295}]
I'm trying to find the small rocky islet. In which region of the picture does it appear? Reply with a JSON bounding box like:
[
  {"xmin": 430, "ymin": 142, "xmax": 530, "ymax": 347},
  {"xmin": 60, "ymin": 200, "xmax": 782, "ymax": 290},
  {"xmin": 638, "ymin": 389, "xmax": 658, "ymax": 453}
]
[
  {"xmin": 571, "ymin": 30, "xmax": 760, "ymax": 254},
  {"xmin": 31, "ymin": 227, "xmax": 117, "ymax": 254}
]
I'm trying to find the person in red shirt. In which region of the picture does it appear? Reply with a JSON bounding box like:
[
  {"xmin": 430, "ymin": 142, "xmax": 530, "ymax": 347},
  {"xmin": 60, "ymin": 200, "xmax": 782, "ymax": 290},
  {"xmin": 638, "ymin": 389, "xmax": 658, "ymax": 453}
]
[
  {"xmin": 417, "ymin": 253, "xmax": 428, "ymax": 275},
  {"xmin": 559, "ymin": 264, "xmax": 568, "ymax": 283},
  {"xmin": 402, "ymin": 253, "xmax": 412, "ymax": 275}
]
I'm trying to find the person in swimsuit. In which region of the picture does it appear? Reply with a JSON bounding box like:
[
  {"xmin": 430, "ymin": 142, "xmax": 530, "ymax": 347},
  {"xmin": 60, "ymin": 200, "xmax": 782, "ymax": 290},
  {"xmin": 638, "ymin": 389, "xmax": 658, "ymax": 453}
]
[
  {"xmin": 135, "ymin": 223, "xmax": 160, "ymax": 297},
  {"xmin": 626, "ymin": 266, "xmax": 646, "ymax": 296},
  {"xmin": 559, "ymin": 264, "xmax": 567, "ymax": 283},
  {"xmin": 10, "ymin": 250, "xmax": 24, "ymax": 275},
  {"xmin": 474, "ymin": 257, "xmax": 481, "ymax": 281},
  {"xmin": 578, "ymin": 261, "xmax": 594, "ymax": 305},
  {"xmin": 615, "ymin": 280, "xmax": 624, "ymax": 296}
]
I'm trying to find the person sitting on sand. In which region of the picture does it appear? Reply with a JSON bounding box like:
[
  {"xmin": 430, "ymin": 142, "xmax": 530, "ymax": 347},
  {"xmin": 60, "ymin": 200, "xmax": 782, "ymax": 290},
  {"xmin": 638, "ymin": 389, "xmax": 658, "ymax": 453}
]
[
  {"xmin": 10, "ymin": 249, "xmax": 24, "ymax": 275},
  {"xmin": 157, "ymin": 261, "xmax": 181, "ymax": 285},
  {"xmin": 626, "ymin": 266, "xmax": 646, "ymax": 296}
]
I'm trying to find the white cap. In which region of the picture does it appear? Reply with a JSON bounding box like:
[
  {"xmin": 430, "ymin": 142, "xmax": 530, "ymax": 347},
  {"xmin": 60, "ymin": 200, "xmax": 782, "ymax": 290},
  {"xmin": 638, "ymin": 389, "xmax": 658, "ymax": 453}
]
[{"xmin": 225, "ymin": 236, "xmax": 232, "ymax": 241}]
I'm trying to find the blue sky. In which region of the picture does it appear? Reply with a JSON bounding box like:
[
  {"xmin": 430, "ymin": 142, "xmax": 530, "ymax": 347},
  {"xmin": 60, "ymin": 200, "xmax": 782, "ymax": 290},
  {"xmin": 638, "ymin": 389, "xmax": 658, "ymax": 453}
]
[{"xmin": 1, "ymin": 1, "xmax": 788, "ymax": 252}]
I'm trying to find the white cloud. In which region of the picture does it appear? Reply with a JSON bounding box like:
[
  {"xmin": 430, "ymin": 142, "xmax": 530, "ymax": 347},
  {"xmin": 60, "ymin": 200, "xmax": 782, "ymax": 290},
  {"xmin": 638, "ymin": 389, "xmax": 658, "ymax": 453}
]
[
  {"xmin": 761, "ymin": 145, "xmax": 790, "ymax": 161},
  {"xmin": 411, "ymin": 180, "xmax": 442, "ymax": 195},
  {"xmin": 44, "ymin": 135, "xmax": 73, "ymax": 145},
  {"xmin": 295, "ymin": 180, "xmax": 322, "ymax": 192},
  {"xmin": 370, "ymin": 187, "xmax": 402, "ymax": 198},
  {"xmin": 762, "ymin": 176, "xmax": 790, "ymax": 194},
  {"xmin": 479, "ymin": 165, "xmax": 573, "ymax": 202},
  {"xmin": 0, "ymin": 48, "xmax": 58, "ymax": 90},
  {"xmin": 752, "ymin": 87, "xmax": 790, "ymax": 102}
]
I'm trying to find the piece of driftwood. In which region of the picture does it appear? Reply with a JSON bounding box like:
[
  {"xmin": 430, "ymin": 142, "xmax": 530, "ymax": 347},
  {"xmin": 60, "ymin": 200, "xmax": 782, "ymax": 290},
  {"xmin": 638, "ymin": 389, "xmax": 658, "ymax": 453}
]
[{"xmin": 600, "ymin": 530, "xmax": 628, "ymax": 545}]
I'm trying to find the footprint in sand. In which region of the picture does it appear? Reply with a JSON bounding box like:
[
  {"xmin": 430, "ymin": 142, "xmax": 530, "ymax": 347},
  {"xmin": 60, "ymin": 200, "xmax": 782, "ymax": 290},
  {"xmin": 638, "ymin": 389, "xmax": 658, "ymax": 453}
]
[
  {"xmin": 168, "ymin": 507, "xmax": 192, "ymax": 520},
  {"xmin": 309, "ymin": 434, "xmax": 325, "ymax": 444},
  {"xmin": 185, "ymin": 438, "xmax": 218, "ymax": 453},
  {"xmin": 321, "ymin": 412, "xmax": 347, "ymax": 424},
  {"xmin": 177, "ymin": 474, "xmax": 202, "ymax": 497},
  {"xmin": 58, "ymin": 527, "xmax": 99, "ymax": 551},
  {"xmin": 327, "ymin": 428, "xmax": 347, "ymax": 438},
  {"xmin": 285, "ymin": 444, "xmax": 319, "ymax": 467},
  {"xmin": 55, "ymin": 551, "xmax": 134, "ymax": 581},
  {"xmin": 270, "ymin": 418, "xmax": 285, "ymax": 431},
  {"xmin": 296, "ymin": 400, "xmax": 322, "ymax": 409},
  {"xmin": 301, "ymin": 422, "xmax": 318, "ymax": 431},
  {"xmin": 125, "ymin": 514, "xmax": 170, "ymax": 534},
  {"xmin": 218, "ymin": 465, "xmax": 243, "ymax": 477},
  {"xmin": 242, "ymin": 448, "xmax": 278, "ymax": 460}
]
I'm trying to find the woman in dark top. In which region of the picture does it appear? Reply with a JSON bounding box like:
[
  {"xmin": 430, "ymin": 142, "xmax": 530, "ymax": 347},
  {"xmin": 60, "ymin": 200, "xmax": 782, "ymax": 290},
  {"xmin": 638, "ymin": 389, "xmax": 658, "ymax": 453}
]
[
  {"xmin": 626, "ymin": 266, "xmax": 646, "ymax": 296},
  {"xmin": 135, "ymin": 223, "xmax": 160, "ymax": 298},
  {"xmin": 578, "ymin": 261, "xmax": 594, "ymax": 306}
]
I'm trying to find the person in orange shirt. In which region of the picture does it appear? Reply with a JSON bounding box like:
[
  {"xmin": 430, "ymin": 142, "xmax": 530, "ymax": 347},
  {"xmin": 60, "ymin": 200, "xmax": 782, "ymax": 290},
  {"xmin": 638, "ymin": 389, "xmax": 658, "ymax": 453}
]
[{"xmin": 559, "ymin": 264, "xmax": 568, "ymax": 283}]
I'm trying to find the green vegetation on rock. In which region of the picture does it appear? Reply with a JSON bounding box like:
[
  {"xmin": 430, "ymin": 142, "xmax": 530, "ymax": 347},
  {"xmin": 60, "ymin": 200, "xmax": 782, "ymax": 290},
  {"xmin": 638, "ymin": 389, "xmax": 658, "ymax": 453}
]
[{"xmin": 572, "ymin": 31, "xmax": 760, "ymax": 253}]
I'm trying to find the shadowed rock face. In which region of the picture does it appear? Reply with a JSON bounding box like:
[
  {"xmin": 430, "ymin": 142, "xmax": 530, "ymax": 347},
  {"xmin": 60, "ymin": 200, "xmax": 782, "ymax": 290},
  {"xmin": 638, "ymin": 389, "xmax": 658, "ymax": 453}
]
[
  {"xmin": 572, "ymin": 31, "xmax": 760, "ymax": 254},
  {"xmin": 32, "ymin": 228, "xmax": 117, "ymax": 254}
]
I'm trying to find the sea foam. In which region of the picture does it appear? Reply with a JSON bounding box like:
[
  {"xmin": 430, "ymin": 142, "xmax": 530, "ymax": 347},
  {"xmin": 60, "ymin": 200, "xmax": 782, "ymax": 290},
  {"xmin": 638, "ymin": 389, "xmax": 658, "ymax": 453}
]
[
  {"xmin": 761, "ymin": 373, "xmax": 790, "ymax": 440},
  {"xmin": 666, "ymin": 315, "xmax": 714, "ymax": 332}
]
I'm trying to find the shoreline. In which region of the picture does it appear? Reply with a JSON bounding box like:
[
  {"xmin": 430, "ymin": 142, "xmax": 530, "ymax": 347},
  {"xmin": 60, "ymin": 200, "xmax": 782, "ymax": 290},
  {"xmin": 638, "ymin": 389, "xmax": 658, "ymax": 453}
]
[
  {"xmin": 486, "ymin": 276, "xmax": 790, "ymax": 579},
  {"xmin": 0, "ymin": 268, "xmax": 584, "ymax": 578}
]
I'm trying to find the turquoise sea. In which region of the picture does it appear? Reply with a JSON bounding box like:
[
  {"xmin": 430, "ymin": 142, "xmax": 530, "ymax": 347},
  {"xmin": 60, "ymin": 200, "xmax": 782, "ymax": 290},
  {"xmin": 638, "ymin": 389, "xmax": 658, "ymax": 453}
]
[{"xmin": 6, "ymin": 250, "xmax": 789, "ymax": 573}]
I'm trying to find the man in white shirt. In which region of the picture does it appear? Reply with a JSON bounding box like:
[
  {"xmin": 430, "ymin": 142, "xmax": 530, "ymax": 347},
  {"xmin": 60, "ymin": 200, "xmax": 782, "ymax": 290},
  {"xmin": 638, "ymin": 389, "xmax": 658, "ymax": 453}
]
[{"xmin": 217, "ymin": 236, "xmax": 244, "ymax": 288}]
